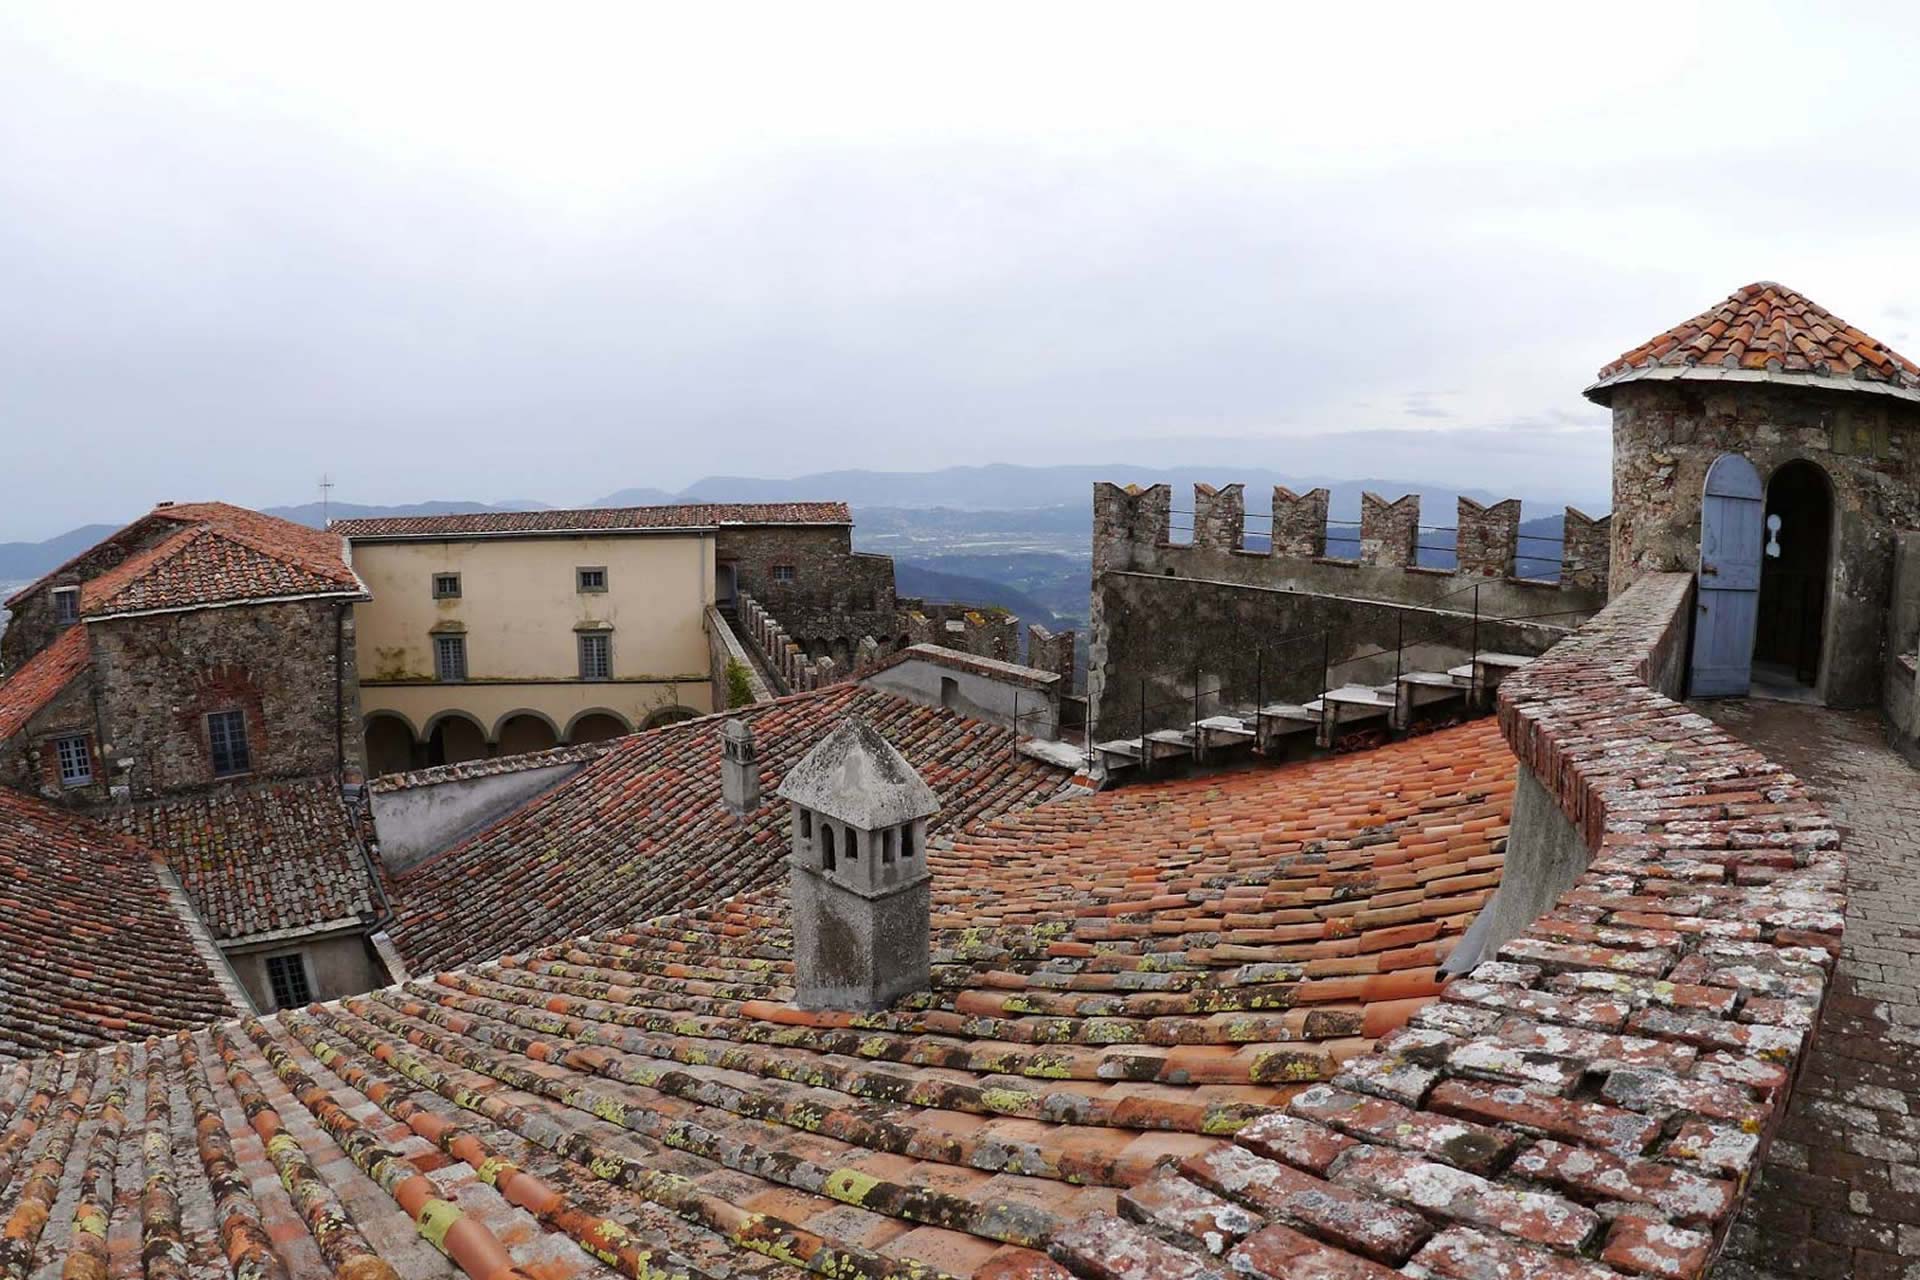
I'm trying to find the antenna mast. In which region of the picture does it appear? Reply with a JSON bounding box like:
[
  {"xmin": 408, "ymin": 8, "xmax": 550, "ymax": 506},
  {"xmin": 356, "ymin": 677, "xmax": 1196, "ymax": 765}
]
[{"xmin": 320, "ymin": 473, "xmax": 334, "ymax": 526}]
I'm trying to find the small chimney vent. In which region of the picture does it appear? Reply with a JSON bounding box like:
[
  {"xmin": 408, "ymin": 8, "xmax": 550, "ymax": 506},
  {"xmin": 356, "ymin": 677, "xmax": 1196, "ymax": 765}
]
[
  {"xmin": 776, "ymin": 716, "xmax": 939, "ymax": 1011},
  {"xmin": 720, "ymin": 719, "xmax": 759, "ymax": 817}
]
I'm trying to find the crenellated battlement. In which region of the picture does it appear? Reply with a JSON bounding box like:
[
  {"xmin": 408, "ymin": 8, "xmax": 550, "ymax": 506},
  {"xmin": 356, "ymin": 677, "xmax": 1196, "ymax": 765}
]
[{"xmin": 1093, "ymin": 481, "xmax": 1611, "ymax": 593}]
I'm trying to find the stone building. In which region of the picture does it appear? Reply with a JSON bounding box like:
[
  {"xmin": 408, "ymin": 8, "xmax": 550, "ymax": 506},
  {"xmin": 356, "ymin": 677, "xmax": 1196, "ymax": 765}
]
[
  {"xmin": 1588, "ymin": 281, "xmax": 1920, "ymax": 710},
  {"xmin": 1086, "ymin": 479, "xmax": 1609, "ymax": 736},
  {"xmin": 0, "ymin": 501, "xmax": 391, "ymax": 1012},
  {"xmin": 337, "ymin": 502, "xmax": 922, "ymax": 772}
]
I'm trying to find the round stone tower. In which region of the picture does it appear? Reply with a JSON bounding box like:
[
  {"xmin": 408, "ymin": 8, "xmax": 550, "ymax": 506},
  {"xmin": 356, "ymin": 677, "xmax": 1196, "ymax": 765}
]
[{"xmin": 1586, "ymin": 282, "xmax": 1920, "ymax": 707}]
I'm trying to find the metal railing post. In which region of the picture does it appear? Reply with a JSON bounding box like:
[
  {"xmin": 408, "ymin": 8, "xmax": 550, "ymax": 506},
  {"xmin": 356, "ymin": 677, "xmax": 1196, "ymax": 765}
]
[
  {"xmin": 1394, "ymin": 609, "xmax": 1404, "ymax": 685},
  {"xmin": 1471, "ymin": 584, "xmax": 1481, "ymax": 666}
]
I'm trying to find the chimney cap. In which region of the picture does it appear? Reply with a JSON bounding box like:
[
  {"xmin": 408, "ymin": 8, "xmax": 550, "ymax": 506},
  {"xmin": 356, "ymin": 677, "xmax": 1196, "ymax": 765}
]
[{"xmin": 776, "ymin": 716, "xmax": 938, "ymax": 830}]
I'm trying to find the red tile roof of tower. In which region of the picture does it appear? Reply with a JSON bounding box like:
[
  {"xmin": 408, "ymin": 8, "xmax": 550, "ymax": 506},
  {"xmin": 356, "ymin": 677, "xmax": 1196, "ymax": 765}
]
[
  {"xmin": 0, "ymin": 625, "xmax": 90, "ymax": 741},
  {"xmin": 6, "ymin": 500, "xmax": 362, "ymax": 614},
  {"xmin": 79, "ymin": 502, "xmax": 362, "ymax": 617},
  {"xmin": 331, "ymin": 501, "xmax": 854, "ymax": 538},
  {"xmin": 1589, "ymin": 281, "xmax": 1920, "ymax": 401}
]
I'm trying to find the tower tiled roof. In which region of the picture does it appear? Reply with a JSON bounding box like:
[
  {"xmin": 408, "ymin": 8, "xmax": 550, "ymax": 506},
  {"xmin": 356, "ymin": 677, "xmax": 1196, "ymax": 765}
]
[
  {"xmin": 0, "ymin": 624, "xmax": 90, "ymax": 740},
  {"xmin": 79, "ymin": 502, "xmax": 363, "ymax": 617},
  {"xmin": 331, "ymin": 501, "xmax": 853, "ymax": 538},
  {"xmin": 102, "ymin": 775, "xmax": 380, "ymax": 943},
  {"xmin": 1588, "ymin": 281, "xmax": 1920, "ymax": 402},
  {"xmin": 0, "ymin": 788, "xmax": 238, "ymax": 1058},
  {"xmin": 386, "ymin": 683, "xmax": 1070, "ymax": 973},
  {"xmin": 6, "ymin": 501, "xmax": 362, "ymax": 615}
]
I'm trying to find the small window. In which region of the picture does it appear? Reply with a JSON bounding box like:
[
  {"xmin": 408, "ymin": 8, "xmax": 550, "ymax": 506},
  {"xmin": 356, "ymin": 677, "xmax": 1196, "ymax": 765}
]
[
  {"xmin": 821, "ymin": 821, "xmax": 835, "ymax": 871},
  {"xmin": 771, "ymin": 564, "xmax": 796, "ymax": 584},
  {"xmin": 939, "ymin": 677, "xmax": 960, "ymax": 710},
  {"xmin": 882, "ymin": 827, "xmax": 896, "ymax": 865},
  {"xmin": 432, "ymin": 573, "xmax": 461, "ymax": 599},
  {"xmin": 51, "ymin": 587, "xmax": 78, "ymax": 625},
  {"xmin": 577, "ymin": 566, "xmax": 608, "ymax": 593},
  {"xmin": 54, "ymin": 734, "xmax": 92, "ymax": 786},
  {"xmin": 434, "ymin": 634, "xmax": 467, "ymax": 682},
  {"xmin": 845, "ymin": 825, "xmax": 859, "ymax": 861},
  {"xmin": 901, "ymin": 824, "xmax": 915, "ymax": 858},
  {"xmin": 578, "ymin": 631, "xmax": 612, "ymax": 680},
  {"xmin": 265, "ymin": 952, "xmax": 313, "ymax": 1009},
  {"xmin": 207, "ymin": 710, "xmax": 251, "ymax": 777},
  {"xmin": 799, "ymin": 809, "xmax": 812, "ymax": 839}
]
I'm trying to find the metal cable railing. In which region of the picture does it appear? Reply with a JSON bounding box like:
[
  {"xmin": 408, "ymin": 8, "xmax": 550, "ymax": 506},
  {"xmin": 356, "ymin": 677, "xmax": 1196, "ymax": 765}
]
[{"xmin": 1082, "ymin": 580, "xmax": 1593, "ymax": 774}]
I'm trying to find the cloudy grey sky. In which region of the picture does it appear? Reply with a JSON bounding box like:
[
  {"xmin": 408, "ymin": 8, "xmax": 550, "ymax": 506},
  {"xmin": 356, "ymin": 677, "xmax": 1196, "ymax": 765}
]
[{"xmin": 3, "ymin": 3, "xmax": 1917, "ymax": 538}]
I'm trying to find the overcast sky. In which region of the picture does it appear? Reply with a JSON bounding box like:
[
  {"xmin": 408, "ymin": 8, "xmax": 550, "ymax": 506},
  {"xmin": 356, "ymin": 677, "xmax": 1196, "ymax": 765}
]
[{"xmin": 3, "ymin": 3, "xmax": 1917, "ymax": 538}]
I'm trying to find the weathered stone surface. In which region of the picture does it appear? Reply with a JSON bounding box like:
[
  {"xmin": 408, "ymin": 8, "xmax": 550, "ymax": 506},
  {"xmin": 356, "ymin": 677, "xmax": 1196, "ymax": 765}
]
[{"xmin": 1330, "ymin": 1146, "xmax": 1598, "ymax": 1250}]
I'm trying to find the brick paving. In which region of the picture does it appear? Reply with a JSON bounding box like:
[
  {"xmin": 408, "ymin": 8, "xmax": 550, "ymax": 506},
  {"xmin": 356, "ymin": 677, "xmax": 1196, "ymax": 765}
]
[{"xmin": 1699, "ymin": 698, "xmax": 1920, "ymax": 1280}]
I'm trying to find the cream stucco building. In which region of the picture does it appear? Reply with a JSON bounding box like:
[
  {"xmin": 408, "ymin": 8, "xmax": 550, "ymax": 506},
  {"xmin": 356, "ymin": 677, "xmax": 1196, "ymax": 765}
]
[{"xmin": 335, "ymin": 503, "xmax": 853, "ymax": 773}]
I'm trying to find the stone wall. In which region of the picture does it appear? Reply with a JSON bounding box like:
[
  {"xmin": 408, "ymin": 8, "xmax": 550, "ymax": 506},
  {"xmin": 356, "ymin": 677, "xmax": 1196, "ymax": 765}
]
[
  {"xmin": 1094, "ymin": 482, "xmax": 1611, "ymax": 603},
  {"xmin": 1, "ymin": 518, "xmax": 178, "ymax": 671},
  {"xmin": 1474, "ymin": 570, "xmax": 1841, "ymax": 1270},
  {"xmin": 1887, "ymin": 532, "xmax": 1920, "ymax": 758},
  {"xmin": 903, "ymin": 603, "xmax": 1020, "ymax": 664},
  {"xmin": 89, "ymin": 598, "xmax": 363, "ymax": 800},
  {"xmin": 1088, "ymin": 570, "xmax": 1574, "ymax": 736},
  {"xmin": 1025, "ymin": 623, "xmax": 1076, "ymax": 686},
  {"xmin": 1607, "ymin": 380, "xmax": 1920, "ymax": 705},
  {"xmin": 1359, "ymin": 492, "xmax": 1420, "ymax": 568},
  {"xmin": 717, "ymin": 525, "xmax": 898, "ymax": 668},
  {"xmin": 705, "ymin": 604, "xmax": 773, "ymax": 710},
  {"xmin": 736, "ymin": 593, "xmax": 848, "ymax": 695},
  {"xmin": 0, "ymin": 663, "xmax": 109, "ymax": 804}
]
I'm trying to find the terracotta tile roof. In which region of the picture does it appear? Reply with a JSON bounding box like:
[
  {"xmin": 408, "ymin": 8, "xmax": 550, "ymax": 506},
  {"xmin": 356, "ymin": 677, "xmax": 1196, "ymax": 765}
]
[
  {"xmin": 1591, "ymin": 281, "xmax": 1920, "ymax": 398},
  {"xmin": 332, "ymin": 501, "xmax": 854, "ymax": 538},
  {"xmin": 0, "ymin": 719, "xmax": 1518, "ymax": 1279},
  {"xmin": 101, "ymin": 776, "xmax": 379, "ymax": 942},
  {"xmin": 77, "ymin": 502, "xmax": 361, "ymax": 617},
  {"xmin": 0, "ymin": 788, "xmax": 237, "ymax": 1058},
  {"xmin": 0, "ymin": 625, "xmax": 89, "ymax": 740},
  {"xmin": 387, "ymin": 684, "xmax": 1071, "ymax": 973}
]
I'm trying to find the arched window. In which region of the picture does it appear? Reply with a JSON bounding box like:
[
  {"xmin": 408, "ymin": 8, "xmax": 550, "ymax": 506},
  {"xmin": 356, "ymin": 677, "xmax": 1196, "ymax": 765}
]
[{"xmin": 820, "ymin": 821, "xmax": 835, "ymax": 871}]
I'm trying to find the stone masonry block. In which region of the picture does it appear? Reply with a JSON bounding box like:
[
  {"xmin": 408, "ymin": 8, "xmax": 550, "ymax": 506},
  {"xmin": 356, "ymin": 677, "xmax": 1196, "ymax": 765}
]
[{"xmin": 1359, "ymin": 493, "xmax": 1419, "ymax": 568}]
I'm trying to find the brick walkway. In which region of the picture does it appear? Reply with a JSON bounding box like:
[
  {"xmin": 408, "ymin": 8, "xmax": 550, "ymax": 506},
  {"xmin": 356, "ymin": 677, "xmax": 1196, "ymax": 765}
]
[{"xmin": 1697, "ymin": 699, "xmax": 1920, "ymax": 1280}]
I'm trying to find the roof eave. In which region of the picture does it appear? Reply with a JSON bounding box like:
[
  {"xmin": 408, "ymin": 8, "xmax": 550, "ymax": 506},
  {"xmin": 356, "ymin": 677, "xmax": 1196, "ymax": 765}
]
[
  {"xmin": 1584, "ymin": 364, "xmax": 1920, "ymax": 406},
  {"xmin": 84, "ymin": 586, "xmax": 370, "ymax": 622},
  {"xmin": 338, "ymin": 518, "xmax": 851, "ymax": 542}
]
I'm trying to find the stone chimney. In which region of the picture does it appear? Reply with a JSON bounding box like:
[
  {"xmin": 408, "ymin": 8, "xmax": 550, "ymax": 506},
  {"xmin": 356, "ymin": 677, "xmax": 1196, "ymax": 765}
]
[
  {"xmin": 720, "ymin": 719, "xmax": 759, "ymax": 817},
  {"xmin": 776, "ymin": 717, "xmax": 939, "ymax": 1010}
]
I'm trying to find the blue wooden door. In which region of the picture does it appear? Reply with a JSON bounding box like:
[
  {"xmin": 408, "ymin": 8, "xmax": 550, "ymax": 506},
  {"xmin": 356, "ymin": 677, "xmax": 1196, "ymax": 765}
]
[{"xmin": 1691, "ymin": 453, "xmax": 1764, "ymax": 697}]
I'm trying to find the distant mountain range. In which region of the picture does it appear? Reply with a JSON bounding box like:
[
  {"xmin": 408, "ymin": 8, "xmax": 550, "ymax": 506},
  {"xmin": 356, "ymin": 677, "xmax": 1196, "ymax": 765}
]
[
  {"xmin": 1, "ymin": 464, "xmax": 1609, "ymax": 589},
  {"xmin": 591, "ymin": 462, "xmax": 1609, "ymax": 519}
]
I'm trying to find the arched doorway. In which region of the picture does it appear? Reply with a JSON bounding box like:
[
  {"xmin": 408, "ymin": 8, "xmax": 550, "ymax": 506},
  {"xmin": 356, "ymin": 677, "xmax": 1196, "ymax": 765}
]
[
  {"xmin": 1754, "ymin": 459, "xmax": 1833, "ymax": 694},
  {"xmin": 363, "ymin": 712, "xmax": 418, "ymax": 777},
  {"xmin": 424, "ymin": 712, "xmax": 488, "ymax": 766},
  {"xmin": 566, "ymin": 709, "xmax": 632, "ymax": 744},
  {"xmin": 494, "ymin": 710, "xmax": 560, "ymax": 756}
]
